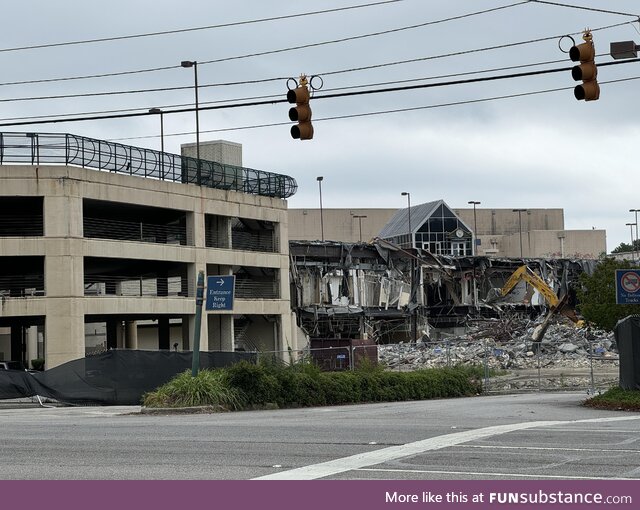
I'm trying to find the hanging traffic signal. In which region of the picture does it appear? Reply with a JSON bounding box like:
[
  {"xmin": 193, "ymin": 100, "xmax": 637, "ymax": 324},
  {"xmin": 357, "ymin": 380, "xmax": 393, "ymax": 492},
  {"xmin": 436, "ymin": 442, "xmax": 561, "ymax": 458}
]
[
  {"xmin": 570, "ymin": 30, "xmax": 599, "ymax": 101},
  {"xmin": 287, "ymin": 75, "xmax": 313, "ymax": 140}
]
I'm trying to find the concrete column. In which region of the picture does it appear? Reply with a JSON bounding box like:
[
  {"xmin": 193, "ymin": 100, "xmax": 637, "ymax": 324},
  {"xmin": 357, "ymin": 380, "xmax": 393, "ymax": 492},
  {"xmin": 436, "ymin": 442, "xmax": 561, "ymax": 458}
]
[
  {"xmin": 125, "ymin": 321, "xmax": 138, "ymax": 349},
  {"xmin": 192, "ymin": 209, "xmax": 206, "ymax": 249},
  {"xmin": 45, "ymin": 299, "xmax": 84, "ymax": 368},
  {"xmin": 44, "ymin": 193, "xmax": 83, "ymax": 238},
  {"xmin": 278, "ymin": 313, "xmax": 294, "ymax": 352},
  {"xmin": 27, "ymin": 326, "xmax": 38, "ymax": 366},
  {"xmin": 45, "ymin": 186, "xmax": 86, "ymax": 365}
]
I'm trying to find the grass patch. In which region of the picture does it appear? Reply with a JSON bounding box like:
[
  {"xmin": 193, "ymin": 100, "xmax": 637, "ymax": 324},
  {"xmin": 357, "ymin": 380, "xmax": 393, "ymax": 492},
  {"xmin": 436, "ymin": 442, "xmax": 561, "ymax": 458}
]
[
  {"xmin": 143, "ymin": 360, "xmax": 484, "ymax": 410},
  {"xmin": 584, "ymin": 387, "xmax": 640, "ymax": 412}
]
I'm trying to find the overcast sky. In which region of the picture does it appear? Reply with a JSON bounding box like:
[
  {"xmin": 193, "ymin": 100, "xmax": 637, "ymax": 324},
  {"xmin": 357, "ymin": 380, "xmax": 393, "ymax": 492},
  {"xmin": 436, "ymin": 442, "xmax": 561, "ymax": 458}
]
[{"xmin": 2, "ymin": 0, "xmax": 640, "ymax": 251}]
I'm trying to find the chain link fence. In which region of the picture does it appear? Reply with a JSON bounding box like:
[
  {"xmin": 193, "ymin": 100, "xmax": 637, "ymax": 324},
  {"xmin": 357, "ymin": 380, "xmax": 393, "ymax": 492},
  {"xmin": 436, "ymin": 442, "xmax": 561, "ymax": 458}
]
[{"xmin": 256, "ymin": 329, "xmax": 619, "ymax": 394}]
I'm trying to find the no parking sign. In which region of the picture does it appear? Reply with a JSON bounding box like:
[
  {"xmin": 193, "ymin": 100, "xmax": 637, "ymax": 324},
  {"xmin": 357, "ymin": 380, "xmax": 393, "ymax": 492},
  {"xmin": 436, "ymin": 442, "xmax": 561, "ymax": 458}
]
[{"xmin": 615, "ymin": 269, "xmax": 640, "ymax": 304}]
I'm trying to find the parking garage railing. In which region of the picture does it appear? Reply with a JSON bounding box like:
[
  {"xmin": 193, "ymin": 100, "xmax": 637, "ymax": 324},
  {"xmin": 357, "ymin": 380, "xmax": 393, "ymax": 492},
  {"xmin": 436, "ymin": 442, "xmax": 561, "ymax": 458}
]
[{"xmin": 0, "ymin": 132, "xmax": 298, "ymax": 199}]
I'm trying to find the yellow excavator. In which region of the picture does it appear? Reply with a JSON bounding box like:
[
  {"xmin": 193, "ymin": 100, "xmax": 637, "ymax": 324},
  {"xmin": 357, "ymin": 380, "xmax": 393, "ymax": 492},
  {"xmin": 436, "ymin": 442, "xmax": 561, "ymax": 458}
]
[{"xmin": 499, "ymin": 265, "xmax": 582, "ymax": 342}]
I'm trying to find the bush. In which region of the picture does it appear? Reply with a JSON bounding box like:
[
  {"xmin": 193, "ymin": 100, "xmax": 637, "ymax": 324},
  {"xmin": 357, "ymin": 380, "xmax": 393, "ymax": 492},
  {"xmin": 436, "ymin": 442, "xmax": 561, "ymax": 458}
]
[
  {"xmin": 142, "ymin": 369, "xmax": 245, "ymax": 410},
  {"xmin": 584, "ymin": 387, "xmax": 640, "ymax": 411},
  {"xmin": 143, "ymin": 361, "xmax": 484, "ymax": 411},
  {"xmin": 225, "ymin": 360, "xmax": 281, "ymax": 406},
  {"xmin": 30, "ymin": 358, "xmax": 45, "ymax": 371}
]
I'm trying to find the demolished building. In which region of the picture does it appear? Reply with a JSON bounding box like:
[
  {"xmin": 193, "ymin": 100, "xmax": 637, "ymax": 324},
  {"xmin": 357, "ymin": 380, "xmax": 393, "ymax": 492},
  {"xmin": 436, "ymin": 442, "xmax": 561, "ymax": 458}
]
[{"xmin": 289, "ymin": 238, "xmax": 597, "ymax": 345}]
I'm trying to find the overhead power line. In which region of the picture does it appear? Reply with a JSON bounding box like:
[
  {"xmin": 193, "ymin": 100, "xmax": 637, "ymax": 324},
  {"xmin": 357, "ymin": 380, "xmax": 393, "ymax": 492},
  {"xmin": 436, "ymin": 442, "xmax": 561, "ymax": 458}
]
[
  {"xmin": 110, "ymin": 75, "xmax": 640, "ymax": 141},
  {"xmin": 0, "ymin": 1, "xmax": 528, "ymax": 88},
  {"xmin": 0, "ymin": 20, "xmax": 626, "ymax": 106},
  {"xmin": 0, "ymin": 18, "xmax": 627, "ymax": 106},
  {"xmin": 0, "ymin": 0, "xmax": 405, "ymax": 54},
  {"xmin": 0, "ymin": 58, "xmax": 638, "ymax": 129},
  {"xmin": 529, "ymin": 0, "xmax": 639, "ymax": 18},
  {"xmin": 0, "ymin": 57, "xmax": 572, "ymax": 123},
  {"xmin": 195, "ymin": 1, "xmax": 530, "ymax": 66},
  {"xmin": 318, "ymin": 21, "xmax": 631, "ymax": 77}
]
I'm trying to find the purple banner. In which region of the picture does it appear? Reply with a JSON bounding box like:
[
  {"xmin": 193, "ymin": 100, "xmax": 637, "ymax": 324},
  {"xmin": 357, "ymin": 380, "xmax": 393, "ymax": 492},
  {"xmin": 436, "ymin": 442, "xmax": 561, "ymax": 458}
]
[{"xmin": 1, "ymin": 480, "xmax": 637, "ymax": 510}]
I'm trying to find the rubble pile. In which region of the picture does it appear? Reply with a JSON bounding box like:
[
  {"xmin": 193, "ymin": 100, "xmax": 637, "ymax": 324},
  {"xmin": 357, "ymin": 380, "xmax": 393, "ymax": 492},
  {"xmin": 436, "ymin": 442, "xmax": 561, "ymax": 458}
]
[{"xmin": 378, "ymin": 317, "xmax": 618, "ymax": 372}]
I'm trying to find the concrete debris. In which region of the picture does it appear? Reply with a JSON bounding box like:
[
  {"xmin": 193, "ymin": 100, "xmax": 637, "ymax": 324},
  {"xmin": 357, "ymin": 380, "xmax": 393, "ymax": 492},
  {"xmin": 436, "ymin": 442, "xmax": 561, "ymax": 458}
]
[{"xmin": 377, "ymin": 318, "xmax": 618, "ymax": 372}]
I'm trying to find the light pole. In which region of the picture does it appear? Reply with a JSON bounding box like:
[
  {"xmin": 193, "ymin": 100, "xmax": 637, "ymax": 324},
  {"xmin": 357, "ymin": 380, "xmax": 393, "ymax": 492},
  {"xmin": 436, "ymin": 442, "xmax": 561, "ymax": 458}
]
[
  {"xmin": 149, "ymin": 108, "xmax": 164, "ymax": 176},
  {"xmin": 317, "ymin": 176, "xmax": 324, "ymax": 242},
  {"xmin": 630, "ymin": 209, "xmax": 639, "ymax": 257},
  {"xmin": 401, "ymin": 192, "xmax": 412, "ymax": 248},
  {"xmin": 513, "ymin": 209, "xmax": 527, "ymax": 258},
  {"xmin": 468, "ymin": 201, "xmax": 481, "ymax": 310},
  {"xmin": 626, "ymin": 222, "xmax": 637, "ymax": 262},
  {"xmin": 401, "ymin": 192, "xmax": 416, "ymax": 341},
  {"xmin": 148, "ymin": 108, "xmax": 164, "ymax": 153},
  {"xmin": 181, "ymin": 60, "xmax": 200, "ymax": 183},
  {"xmin": 468, "ymin": 200, "xmax": 480, "ymax": 255},
  {"xmin": 353, "ymin": 215, "xmax": 367, "ymax": 242}
]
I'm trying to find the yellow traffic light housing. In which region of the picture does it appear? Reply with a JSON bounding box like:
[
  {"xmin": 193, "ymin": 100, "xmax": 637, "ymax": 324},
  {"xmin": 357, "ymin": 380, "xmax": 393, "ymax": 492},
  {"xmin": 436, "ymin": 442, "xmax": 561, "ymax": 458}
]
[
  {"xmin": 287, "ymin": 75, "xmax": 314, "ymax": 140},
  {"xmin": 570, "ymin": 30, "xmax": 599, "ymax": 101}
]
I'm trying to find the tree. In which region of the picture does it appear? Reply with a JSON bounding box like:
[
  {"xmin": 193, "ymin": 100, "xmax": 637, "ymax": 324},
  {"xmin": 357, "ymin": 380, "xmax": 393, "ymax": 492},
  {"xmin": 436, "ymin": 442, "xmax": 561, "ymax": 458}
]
[
  {"xmin": 576, "ymin": 257, "xmax": 640, "ymax": 331},
  {"xmin": 612, "ymin": 240, "xmax": 640, "ymax": 254}
]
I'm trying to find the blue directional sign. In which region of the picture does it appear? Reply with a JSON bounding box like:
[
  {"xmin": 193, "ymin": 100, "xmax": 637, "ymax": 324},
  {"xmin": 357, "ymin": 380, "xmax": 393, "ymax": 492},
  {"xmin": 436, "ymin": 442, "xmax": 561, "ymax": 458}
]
[
  {"xmin": 615, "ymin": 269, "xmax": 640, "ymax": 304},
  {"xmin": 205, "ymin": 275, "xmax": 235, "ymax": 311}
]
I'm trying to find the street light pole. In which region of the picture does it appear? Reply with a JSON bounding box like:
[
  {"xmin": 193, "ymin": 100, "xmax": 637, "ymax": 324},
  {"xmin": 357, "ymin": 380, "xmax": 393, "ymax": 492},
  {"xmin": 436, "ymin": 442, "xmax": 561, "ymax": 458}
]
[
  {"xmin": 401, "ymin": 192, "xmax": 412, "ymax": 248},
  {"xmin": 181, "ymin": 60, "xmax": 200, "ymax": 183},
  {"xmin": 353, "ymin": 215, "xmax": 367, "ymax": 242},
  {"xmin": 317, "ymin": 176, "xmax": 324, "ymax": 242},
  {"xmin": 630, "ymin": 209, "xmax": 639, "ymax": 257},
  {"xmin": 468, "ymin": 200, "xmax": 481, "ymax": 256},
  {"xmin": 467, "ymin": 201, "xmax": 481, "ymax": 311},
  {"xmin": 626, "ymin": 222, "xmax": 637, "ymax": 263},
  {"xmin": 149, "ymin": 108, "xmax": 164, "ymax": 177},
  {"xmin": 513, "ymin": 209, "xmax": 527, "ymax": 259}
]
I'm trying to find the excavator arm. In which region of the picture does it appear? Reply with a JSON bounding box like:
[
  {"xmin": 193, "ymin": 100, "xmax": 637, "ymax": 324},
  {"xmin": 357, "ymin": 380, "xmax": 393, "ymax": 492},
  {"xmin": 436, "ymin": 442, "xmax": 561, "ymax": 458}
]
[
  {"xmin": 499, "ymin": 265, "xmax": 580, "ymax": 342},
  {"xmin": 500, "ymin": 265, "xmax": 559, "ymax": 307}
]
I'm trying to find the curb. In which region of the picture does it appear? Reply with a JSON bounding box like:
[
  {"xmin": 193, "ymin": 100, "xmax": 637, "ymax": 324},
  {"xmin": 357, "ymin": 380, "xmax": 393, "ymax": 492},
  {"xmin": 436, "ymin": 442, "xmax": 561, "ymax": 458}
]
[{"xmin": 140, "ymin": 405, "xmax": 226, "ymax": 415}]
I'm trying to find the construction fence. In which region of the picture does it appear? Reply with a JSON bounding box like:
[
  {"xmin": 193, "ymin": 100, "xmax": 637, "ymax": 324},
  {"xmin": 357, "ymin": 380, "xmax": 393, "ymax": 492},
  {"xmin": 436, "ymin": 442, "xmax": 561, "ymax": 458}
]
[{"xmin": 257, "ymin": 332, "xmax": 619, "ymax": 394}]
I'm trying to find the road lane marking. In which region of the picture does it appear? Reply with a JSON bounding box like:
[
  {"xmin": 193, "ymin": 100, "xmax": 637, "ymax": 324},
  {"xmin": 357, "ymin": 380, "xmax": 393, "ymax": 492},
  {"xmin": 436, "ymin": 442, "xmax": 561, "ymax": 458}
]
[
  {"xmin": 355, "ymin": 468, "xmax": 637, "ymax": 480},
  {"xmin": 459, "ymin": 444, "xmax": 640, "ymax": 453},
  {"xmin": 253, "ymin": 415, "xmax": 640, "ymax": 480}
]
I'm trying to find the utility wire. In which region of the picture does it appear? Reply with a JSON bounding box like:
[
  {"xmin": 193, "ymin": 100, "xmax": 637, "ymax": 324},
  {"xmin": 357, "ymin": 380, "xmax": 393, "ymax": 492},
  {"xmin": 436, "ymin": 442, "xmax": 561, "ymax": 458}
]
[
  {"xmin": 0, "ymin": 1, "xmax": 528, "ymax": 88},
  {"xmin": 0, "ymin": 54, "xmax": 572, "ymax": 106},
  {"xmin": 0, "ymin": 0, "xmax": 404, "ymax": 54},
  {"xmin": 0, "ymin": 18, "xmax": 626, "ymax": 105},
  {"xmin": 111, "ymin": 75, "xmax": 640, "ymax": 140},
  {"xmin": 0, "ymin": 57, "xmax": 572, "ymax": 123},
  {"xmin": 196, "ymin": 1, "xmax": 530, "ymax": 66},
  {"xmin": 529, "ymin": 0, "xmax": 639, "ymax": 18},
  {"xmin": 0, "ymin": 58, "xmax": 638, "ymax": 129},
  {"xmin": 318, "ymin": 21, "xmax": 631, "ymax": 78}
]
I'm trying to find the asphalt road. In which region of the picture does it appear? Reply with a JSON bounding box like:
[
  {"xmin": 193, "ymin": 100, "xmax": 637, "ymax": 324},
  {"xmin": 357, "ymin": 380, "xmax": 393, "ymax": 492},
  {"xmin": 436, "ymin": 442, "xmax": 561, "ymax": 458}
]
[{"xmin": 0, "ymin": 392, "xmax": 638, "ymax": 480}]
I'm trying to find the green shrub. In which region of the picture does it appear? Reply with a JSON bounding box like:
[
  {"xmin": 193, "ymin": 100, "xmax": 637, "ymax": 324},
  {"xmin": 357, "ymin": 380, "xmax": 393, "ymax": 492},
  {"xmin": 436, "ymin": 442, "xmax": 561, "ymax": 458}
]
[
  {"xmin": 225, "ymin": 360, "xmax": 281, "ymax": 406},
  {"xmin": 30, "ymin": 358, "xmax": 45, "ymax": 371},
  {"xmin": 584, "ymin": 387, "xmax": 640, "ymax": 411},
  {"xmin": 143, "ymin": 360, "xmax": 484, "ymax": 412},
  {"xmin": 142, "ymin": 369, "xmax": 245, "ymax": 410}
]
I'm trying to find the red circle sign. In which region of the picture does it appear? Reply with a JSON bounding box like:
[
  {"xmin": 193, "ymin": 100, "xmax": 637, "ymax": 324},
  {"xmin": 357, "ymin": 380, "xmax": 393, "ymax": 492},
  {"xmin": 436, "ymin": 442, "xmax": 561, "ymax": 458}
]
[{"xmin": 621, "ymin": 271, "xmax": 640, "ymax": 293}]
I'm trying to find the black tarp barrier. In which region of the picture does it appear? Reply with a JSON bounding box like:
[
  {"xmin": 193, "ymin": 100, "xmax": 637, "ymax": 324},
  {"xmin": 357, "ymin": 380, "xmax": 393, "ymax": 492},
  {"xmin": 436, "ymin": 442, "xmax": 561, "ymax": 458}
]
[
  {"xmin": 614, "ymin": 316, "xmax": 640, "ymax": 390},
  {"xmin": 0, "ymin": 350, "xmax": 256, "ymax": 405}
]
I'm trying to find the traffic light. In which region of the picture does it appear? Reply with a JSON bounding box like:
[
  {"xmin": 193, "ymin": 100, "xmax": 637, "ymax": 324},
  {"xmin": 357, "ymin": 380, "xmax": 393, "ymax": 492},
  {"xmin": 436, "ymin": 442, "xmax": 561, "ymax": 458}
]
[
  {"xmin": 287, "ymin": 75, "xmax": 313, "ymax": 140},
  {"xmin": 570, "ymin": 30, "xmax": 599, "ymax": 101}
]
